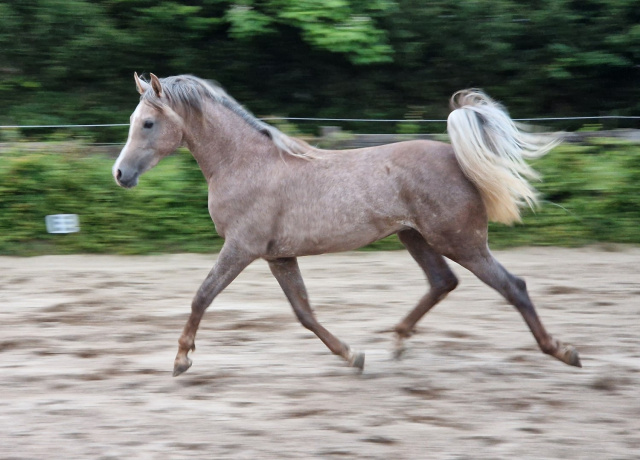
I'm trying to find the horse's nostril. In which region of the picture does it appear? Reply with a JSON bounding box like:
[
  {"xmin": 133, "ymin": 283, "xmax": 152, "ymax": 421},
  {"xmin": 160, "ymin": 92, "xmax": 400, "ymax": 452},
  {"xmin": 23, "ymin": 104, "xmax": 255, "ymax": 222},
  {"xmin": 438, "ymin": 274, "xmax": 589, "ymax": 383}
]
[{"xmin": 116, "ymin": 169, "xmax": 122, "ymax": 180}]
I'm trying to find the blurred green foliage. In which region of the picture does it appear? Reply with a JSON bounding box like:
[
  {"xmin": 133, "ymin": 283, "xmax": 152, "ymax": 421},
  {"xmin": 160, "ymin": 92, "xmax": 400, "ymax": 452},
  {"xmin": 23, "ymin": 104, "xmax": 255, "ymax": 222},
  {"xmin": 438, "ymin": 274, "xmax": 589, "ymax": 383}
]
[
  {"xmin": 1, "ymin": 0, "xmax": 639, "ymax": 139},
  {"xmin": 0, "ymin": 139, "xmax": 638, "ymax": 256},
  {"xmin": 489, "ymin": 138, "xmax": 640, "ymax": 248}
]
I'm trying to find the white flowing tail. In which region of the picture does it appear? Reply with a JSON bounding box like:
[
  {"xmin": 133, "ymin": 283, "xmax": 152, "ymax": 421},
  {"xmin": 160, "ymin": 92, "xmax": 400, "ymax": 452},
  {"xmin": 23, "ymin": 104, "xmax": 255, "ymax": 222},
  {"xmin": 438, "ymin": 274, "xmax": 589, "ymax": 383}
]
[{"xmin": 447, "ymin": 90, "xmax": 561, "ymax": 225}]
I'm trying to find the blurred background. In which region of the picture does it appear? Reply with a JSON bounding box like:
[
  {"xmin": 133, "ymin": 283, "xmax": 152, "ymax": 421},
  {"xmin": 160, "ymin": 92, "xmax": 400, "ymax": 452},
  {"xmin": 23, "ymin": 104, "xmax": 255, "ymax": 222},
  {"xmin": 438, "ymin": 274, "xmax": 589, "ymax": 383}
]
[{"xmin": 1, "ymin": 0, "xmax": 639, "ymax": 255}]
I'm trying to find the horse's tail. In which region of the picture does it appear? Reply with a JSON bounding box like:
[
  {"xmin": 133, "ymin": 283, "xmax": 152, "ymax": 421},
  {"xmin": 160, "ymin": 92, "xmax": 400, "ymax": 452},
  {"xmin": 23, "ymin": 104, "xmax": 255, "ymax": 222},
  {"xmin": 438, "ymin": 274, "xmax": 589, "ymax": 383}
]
[{"xmin": 447, "ymin": 89, "xmax": 561, "ymax": 225}]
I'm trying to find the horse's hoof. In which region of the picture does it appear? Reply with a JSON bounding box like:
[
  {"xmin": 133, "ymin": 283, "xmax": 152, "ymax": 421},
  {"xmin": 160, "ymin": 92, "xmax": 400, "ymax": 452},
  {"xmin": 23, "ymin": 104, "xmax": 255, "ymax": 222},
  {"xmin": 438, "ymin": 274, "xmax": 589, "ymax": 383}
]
[
  {"xmin": 173, "ymin": 356, "xmax": 193, "ymax": 377},
  {"xmin": 393, "ymin": 334, "xmax": 407, "ymax": 360},
  {"xmin": 393, "ymin": 344, "xmax": 406, "ymax": 361},
  {"xmin": 348, "ymin": 351, "xmax": 365, "ymax": 371},
  {"xmin": 558, "ymin": 345, "xmax": 582, "ymax": 368}
]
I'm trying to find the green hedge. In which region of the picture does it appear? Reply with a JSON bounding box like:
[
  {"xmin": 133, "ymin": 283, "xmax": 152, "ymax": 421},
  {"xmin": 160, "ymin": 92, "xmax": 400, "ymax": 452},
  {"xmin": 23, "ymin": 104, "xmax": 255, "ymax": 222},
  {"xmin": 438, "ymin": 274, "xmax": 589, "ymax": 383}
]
[
  {"xmin": 0, "ymin": 139, "xmax": 638, "ymax": 256},
  {"xmin": 489, "ymin": 137, "xmax": 640, "ymax": 248},
  {"xmin": 0, "ymin": 145, "xmax": 218, "ymax": 255}
]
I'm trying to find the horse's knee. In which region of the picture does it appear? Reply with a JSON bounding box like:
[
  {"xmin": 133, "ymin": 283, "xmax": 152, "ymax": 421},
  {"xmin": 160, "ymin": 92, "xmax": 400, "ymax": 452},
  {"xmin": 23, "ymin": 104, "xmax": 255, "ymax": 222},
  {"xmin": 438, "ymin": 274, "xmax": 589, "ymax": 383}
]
[{"xmin": 191, "ymin": 289, "xmax": 209, "ymax": 313}]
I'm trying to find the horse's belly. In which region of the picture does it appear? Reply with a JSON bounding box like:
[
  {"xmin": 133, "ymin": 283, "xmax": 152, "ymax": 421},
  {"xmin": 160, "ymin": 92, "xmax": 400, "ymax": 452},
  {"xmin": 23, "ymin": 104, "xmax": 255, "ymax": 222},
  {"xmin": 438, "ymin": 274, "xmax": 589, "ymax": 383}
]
[{"xmin": 266, "ymin": 220, "xmax": 406, "ymax": 258}]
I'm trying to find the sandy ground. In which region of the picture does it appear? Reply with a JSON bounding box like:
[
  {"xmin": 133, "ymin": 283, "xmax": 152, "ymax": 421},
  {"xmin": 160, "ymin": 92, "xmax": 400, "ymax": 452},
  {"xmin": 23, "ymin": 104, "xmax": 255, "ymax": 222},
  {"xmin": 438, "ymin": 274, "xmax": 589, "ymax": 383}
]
[{"xmin": 1, "ymin": 247, "xmax": 639, "ymax": 459}]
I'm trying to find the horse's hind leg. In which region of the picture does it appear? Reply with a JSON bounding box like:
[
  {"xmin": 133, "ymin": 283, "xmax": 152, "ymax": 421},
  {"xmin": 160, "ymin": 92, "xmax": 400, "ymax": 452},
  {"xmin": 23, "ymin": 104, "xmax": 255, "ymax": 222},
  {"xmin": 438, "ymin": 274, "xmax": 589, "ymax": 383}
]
[
  {"xmin": 268, "ymin": 257, "xmax": 365, "ymax": 370},
  {"xmin": 394, "ymin": 229, "xmax": 459, "ymax": 358},
  {"xmin": 455, "ymin": 250, "xmax": 581, "ymax": 367}
]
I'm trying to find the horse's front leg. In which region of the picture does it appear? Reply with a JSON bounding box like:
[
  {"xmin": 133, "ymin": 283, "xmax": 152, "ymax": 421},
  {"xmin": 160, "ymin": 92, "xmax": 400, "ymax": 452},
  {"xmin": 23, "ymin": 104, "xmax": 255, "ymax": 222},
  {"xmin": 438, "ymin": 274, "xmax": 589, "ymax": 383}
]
[{"xmin": 173, "ymin": 244, "xmax": 255, "ymax": 377}]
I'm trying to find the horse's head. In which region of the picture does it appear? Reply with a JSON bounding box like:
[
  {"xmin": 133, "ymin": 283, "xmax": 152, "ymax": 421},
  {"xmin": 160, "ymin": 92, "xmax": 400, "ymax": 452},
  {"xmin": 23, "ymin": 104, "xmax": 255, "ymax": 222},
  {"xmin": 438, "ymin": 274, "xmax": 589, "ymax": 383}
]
[{"xmin": 113, "ymin": 73, "xmax": 185, "ymax": 188}]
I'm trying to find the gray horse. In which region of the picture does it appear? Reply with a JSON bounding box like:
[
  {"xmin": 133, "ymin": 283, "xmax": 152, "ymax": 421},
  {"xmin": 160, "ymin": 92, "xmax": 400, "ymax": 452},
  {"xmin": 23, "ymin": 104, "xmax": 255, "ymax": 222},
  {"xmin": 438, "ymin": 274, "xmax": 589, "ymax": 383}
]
[{"xmin": 113, "ymin": 73, "xmax": 581, "ymax": 377}]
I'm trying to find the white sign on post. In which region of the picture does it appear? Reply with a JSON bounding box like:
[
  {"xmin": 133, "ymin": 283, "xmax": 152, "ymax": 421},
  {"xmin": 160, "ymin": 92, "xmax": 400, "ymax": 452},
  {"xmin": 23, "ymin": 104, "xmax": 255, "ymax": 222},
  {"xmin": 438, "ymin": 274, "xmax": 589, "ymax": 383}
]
[{"xmin": 45, "ymin": 214, "xmax": 80, "ymax": 234}]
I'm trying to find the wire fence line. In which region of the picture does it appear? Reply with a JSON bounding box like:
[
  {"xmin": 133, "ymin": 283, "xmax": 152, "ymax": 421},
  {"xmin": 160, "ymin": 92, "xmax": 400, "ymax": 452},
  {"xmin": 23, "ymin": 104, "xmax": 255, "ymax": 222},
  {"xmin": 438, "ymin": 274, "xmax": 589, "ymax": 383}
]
[
  {"xmin": 1, "ymin": 115, "xmax": 640, "ymax": 130},
  {"xmin": 266, "ymin": 115, "xmax": 640, "ymax": 122}
]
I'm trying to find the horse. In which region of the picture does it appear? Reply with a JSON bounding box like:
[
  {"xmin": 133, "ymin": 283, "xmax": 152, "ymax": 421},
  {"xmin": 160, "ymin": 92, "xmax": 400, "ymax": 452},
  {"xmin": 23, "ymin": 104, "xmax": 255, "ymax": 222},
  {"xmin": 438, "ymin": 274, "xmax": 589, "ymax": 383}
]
[{"xmin": 113, "ymin": 73, "xmax": 581, "ymax": 377}]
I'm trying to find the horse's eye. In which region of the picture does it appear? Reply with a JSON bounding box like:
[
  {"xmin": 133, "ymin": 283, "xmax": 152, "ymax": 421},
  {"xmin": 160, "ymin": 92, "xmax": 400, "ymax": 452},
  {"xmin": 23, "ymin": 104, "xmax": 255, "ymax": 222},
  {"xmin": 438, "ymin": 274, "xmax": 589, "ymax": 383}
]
[{"xmin": 143, "ymin": 120, "xmax": 154, "ymax": 129}]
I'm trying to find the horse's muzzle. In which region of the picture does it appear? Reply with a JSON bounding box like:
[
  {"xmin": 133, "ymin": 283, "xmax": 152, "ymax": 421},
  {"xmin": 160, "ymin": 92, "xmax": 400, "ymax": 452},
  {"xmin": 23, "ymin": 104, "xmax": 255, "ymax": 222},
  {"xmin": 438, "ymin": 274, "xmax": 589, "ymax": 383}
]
[{"xmin": 115, "ymin": 168, "xmax": 139, "ymax": 188}]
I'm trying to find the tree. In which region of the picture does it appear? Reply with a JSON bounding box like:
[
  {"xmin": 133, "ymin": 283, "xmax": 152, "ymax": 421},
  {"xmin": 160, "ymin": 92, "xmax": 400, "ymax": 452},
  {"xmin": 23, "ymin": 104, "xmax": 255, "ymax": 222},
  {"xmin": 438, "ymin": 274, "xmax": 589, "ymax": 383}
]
[{"xmin": 1, "ymin": 0, "xmax": 638, "ymax": 138}]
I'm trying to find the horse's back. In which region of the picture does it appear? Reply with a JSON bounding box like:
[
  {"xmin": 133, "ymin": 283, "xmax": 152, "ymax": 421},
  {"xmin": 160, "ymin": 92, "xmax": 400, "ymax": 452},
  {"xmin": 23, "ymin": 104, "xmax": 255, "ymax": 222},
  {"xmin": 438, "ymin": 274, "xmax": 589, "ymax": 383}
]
[{"xmin": 324, "ymin": 139, "xmax": 478, "ymax": 207}]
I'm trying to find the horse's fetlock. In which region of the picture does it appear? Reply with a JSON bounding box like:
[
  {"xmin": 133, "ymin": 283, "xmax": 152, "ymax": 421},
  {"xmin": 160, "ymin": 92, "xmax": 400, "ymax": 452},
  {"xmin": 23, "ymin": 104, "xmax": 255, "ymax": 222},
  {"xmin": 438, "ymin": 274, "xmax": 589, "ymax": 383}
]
[
  {"xmin": 540, "ymin": 337, "xmax": 559, "ymax": 356},
  {"xmin": 178, "ymin": 336, "xmax": 195, "ymax": 352},
  {"xmin": 394, "ymin": 325, "xmax": 413, "ymax": 339}
]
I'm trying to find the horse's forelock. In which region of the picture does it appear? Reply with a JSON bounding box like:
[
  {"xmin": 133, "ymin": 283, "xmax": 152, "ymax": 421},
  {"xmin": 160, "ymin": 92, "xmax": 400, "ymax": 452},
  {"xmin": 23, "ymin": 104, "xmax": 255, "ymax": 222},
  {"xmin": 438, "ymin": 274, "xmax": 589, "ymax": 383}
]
[{"xmin": 139, "ymin": 75, "xmax": 205, "ymax": 119}]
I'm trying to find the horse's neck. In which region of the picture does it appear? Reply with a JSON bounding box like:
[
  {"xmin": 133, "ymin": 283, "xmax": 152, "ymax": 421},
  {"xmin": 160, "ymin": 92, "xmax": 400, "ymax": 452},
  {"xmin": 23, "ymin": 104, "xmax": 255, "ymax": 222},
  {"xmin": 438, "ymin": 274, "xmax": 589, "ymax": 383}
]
[{"xmin": 184, "ymin": 105, "xmax": 277, "ymax": 186}]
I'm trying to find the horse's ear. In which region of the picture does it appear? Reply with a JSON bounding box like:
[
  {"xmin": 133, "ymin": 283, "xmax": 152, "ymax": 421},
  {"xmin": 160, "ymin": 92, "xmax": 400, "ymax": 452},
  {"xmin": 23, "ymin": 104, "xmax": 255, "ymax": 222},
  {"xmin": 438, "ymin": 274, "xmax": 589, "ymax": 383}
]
[
  {"xmin": 134, "ymin": 72, "xmax": 150, "ymax": 95},
  {"xmin": 150, "ymin": 73, "xmax": 163, "ymax": 98}
]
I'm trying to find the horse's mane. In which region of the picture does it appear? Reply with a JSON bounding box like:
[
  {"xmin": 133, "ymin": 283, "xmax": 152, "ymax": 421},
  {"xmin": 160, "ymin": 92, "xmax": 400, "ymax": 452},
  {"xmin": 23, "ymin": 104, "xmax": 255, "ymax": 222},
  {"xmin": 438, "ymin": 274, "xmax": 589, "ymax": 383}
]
[{"xmin": 140, "ymin": 74, "xmax": 313, "ymax": 159}]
